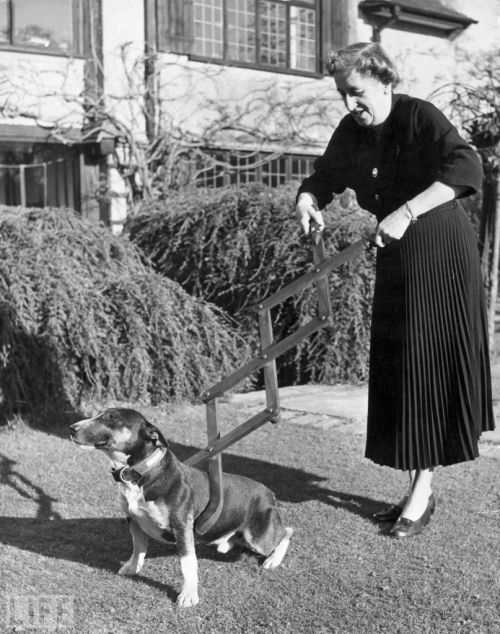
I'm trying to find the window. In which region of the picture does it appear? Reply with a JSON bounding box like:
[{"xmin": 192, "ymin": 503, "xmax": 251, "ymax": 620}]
[
  {"xmin": 194, "ymin": 150, "xmax": 316, "ymax": 188},
  {"xmin": 192, "ymin": 0, "xmax": 318, "ymax": 73},
  {"xmin": 0, "ymin": 0, "xmax": 83, "ymax": 55},
  {"xmin": 0, "ymin": 144, "xmax": 80, "ymax": 210}
]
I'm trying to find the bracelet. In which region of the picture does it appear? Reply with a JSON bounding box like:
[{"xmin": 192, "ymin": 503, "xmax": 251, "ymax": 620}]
[{"xmin": 404, "ymin": 201, "xmax": 418, "ymax": 224}]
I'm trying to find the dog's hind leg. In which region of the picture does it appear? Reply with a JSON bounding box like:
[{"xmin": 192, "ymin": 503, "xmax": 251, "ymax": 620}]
[
  {"xmin": 118, "ymin": 518, "xmax": 149, "ymax": 576},
  {"xmin": 174, "ymin": 523, "xmax": 199, "ymax": 608},
  {"xmin": 244, "ymin": 502, "xmax": 293, "ymax": 570},
  {"xmin": 262, "ymin": 527, "xmax": 293, "ymax": 570}
]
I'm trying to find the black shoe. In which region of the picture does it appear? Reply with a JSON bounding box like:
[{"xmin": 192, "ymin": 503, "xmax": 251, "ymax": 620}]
[
  {"xmin": 389, "ymin": 494, "xmax": 435, "ymax": 539},
  {"xmin": 373, "ymin": 503, "xmax": 404, "ymax": 523}
]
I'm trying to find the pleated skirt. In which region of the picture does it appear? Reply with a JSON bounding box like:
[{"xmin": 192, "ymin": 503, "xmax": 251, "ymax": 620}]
[{"xmin": 365, "ymin": 200, "xmax": 495, "ymax": 470}]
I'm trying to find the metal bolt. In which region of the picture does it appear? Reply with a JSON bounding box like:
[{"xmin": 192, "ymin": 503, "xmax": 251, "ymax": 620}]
[{"xmin": 262, "ymin": 353, "xmax": 268, "ymax": 359}]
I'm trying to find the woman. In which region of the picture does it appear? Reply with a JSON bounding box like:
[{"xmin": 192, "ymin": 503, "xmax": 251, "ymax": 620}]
[{"xmin": 296, "ymin": 42, "xmax": 494, "ymax": 538}]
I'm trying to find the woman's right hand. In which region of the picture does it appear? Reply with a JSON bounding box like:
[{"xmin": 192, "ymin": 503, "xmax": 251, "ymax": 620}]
[{"xmin": 296, "ymin": 193, "xmax": 324, "ymax": 237}]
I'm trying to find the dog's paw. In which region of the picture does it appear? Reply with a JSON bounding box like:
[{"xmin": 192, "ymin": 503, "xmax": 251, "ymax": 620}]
[
  {"xmin": 118, "ymin": 560, "xmax": 142, "ymax": 576},
  {"xmin": 176, "ymin": 587, "xmax": 199, "ymax": 608},
  {"xmin": 262, "ymin": 555, "xmax": 280, "ymax": 570},
  {"xmin": 262, "ymin": 527, "xmax": 293, "ymax": 570},
  {"xmin": 216, "ymin": 541, "xmax": 233, "ymax": 554}
]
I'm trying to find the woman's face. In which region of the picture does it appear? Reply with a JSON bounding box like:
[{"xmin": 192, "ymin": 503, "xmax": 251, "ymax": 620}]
[{"xmin": 334, "ymin": 70, "xmax": 392, "ymax": 127}]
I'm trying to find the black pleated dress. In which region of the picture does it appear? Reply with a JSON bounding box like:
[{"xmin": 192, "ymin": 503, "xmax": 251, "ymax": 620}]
[{"xmin": 298, "ymin": 93, "xmax": 495, "ymax": 471}]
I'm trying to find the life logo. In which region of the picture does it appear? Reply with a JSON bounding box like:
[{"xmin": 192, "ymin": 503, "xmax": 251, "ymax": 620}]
[{"xmin": 5, "ymin": 594, "xmax": 74, "ymax": 631}]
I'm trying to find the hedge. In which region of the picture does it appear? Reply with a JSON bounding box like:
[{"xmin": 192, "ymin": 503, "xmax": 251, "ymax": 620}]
[
  {"xmin": 126, "ymin": 184, "xmax": 377, "ymax": 386},
  {"xmin": 0, "ymin": 207, "xmax": 248, "ymax": 424}
]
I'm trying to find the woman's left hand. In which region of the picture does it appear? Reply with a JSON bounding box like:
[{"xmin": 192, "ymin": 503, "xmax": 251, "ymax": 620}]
[{"xmin": 374, "ymin": 207, "xmax": 411, "ymax": 248}]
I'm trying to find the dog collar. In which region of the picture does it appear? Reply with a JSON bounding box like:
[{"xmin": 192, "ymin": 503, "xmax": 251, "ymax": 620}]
[{"xmin": 111, "ymin": 447, "xmax": 166, "ymax": 484}]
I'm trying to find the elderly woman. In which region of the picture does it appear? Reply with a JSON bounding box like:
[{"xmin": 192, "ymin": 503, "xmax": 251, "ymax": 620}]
[{"xmin": 296, "ymin": 42, "xmax": 494, "ymax": 538}]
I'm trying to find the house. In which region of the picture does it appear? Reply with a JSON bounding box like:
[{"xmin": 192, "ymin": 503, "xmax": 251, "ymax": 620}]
[{"xmin": 0, "ymin": 0, "xmax": 497, "ymax": 232}]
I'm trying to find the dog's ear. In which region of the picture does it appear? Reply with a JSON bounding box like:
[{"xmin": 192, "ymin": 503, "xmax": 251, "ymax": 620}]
[{"xmin": 143, "ymin": 422, "xmax": 168, "ymax": 448}]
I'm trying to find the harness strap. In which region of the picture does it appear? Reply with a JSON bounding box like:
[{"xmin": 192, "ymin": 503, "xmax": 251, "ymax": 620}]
[{"xmin": 194, "ymin": 455, "xmax": 224, "ymax": 535}]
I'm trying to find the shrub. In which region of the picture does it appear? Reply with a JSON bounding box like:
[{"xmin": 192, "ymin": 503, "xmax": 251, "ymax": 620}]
[
  {"xmin": 126, "ymin": 184, "xmax": 376, "ymax": 385},
  {"xmin": 0, "ymin": 207, "xmax": 247, "ymax": 424}
]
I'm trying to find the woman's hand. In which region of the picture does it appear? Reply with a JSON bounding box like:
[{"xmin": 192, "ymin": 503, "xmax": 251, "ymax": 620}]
[
  {"xmin": 374, "ymin": 206, "xmax": 412, "ymax": 247},
  {"xmin": 296, "ymin": 193, "xmax": 324, "ymax": 236}
]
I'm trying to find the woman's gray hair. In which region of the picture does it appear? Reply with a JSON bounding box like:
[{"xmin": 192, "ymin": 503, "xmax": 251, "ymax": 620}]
[{"xmin": 327, "ymin": 42, "xmax": 399, "ymax": 87}]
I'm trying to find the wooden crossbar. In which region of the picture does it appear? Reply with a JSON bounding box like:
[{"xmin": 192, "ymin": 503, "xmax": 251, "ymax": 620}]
[
  {"xmin": 184, "ymin": 407, "xmax": 275, "ymax": 467},
  {"xmin": 201, "ymin": 315, "xmax": 327, "ymax": 403},
  {"xmin": 259, "ymin": 308, "xmax": 280, "ymax": 422},
  {"xmin": 253, "ymin": 238, "xmax": 365, "ymax": 313}
]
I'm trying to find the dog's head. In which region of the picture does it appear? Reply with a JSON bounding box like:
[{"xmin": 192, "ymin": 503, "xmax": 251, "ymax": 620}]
[{"xmin": 69, "ymin": 408, "xmax": 167, "ymax": 456}]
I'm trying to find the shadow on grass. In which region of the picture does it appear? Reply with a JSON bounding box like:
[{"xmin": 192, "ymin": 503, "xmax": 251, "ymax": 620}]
[
  {"xmin": 170, "ymin": 441, "xmax": 381, "ymax": 518},
  {"xmin": 0, "ymin": 512, "xmax": 274, "ymax": 603},
  {"xmin": 0, "ymin": 515, "xmax": 184, "ymax": 601}
]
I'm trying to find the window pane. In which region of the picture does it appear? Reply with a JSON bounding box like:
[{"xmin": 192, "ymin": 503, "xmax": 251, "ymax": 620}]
[
  {"xmin": 195, "ymin": 151, "xmax": 228, "ymax": 188},
  {"xmin": 227, "ymin": 0, "xmax": 255, "ymax": 63},
  {"xmin": 230, "ymin": 153, "xmax": 258, "ymax": 185},
  {"xmin": 290, "ymin": 7, "xmax": 316, "ymax": 72},
  {"xmin": 259, "ymin": 1, "xmax": 286, "ymax": 68},
  {"xmin": 291, "ymin": 155, "xmax": 315, "ymax": 181},
  {"xmin": 12, "ymin": 0, "xmax": 73, "ymax": 52},
  {"xmin": 193, "ymin": 0, "xmax": 223, "ymax": 58},
  {"xmin": 0, "ymin": 167, "xmax": 21, "ymax": 205},
  {"xmin": 24, "ymin": 164, "xmax": 46, "ymax": 206},
  {"xmin": 0, "ymin": 2, "xmax": 8, "ymax": 42},
  {"xmin": 262, "ymin": 156, "xmax": 286, "ymax": 187}
]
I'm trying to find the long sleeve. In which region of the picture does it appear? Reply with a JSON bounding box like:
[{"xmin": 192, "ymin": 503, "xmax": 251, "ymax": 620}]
[
  {"xmin": 412, "ymin": 100, "xmax": 483, "ymax": 196},
  {"xmin": 297, "ymin": 116, "xmax": 357, "ymax": 209}
]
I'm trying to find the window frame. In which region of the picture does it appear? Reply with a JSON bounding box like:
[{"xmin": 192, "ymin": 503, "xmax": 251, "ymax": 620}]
[
  {"xmin": 0, "ymin": 0, "xmax": 86, "ymax": 58},
  {"xmin": 190, "ymin": 0, "xmax": 322, "ymax": 77}
]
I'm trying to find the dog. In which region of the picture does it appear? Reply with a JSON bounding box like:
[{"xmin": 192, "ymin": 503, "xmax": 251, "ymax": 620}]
[{"xmin": 69, "ymin": 407, "xmax": 293, "ymax": 607}]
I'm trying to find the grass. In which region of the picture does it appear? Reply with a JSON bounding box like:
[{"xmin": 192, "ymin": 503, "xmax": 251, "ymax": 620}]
[{"xmin": 0, "ymin": 400, "xmax": 499, "ymax": 634}]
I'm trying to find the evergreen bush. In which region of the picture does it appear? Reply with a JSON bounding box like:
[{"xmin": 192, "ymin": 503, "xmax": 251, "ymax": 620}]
[
  {"xmin": 126, "ymin": 184, "xmax": 377, "ymax": 385},
  {"xmin": 0, "ymin": 207, "xmax": 247, "ymax": 424}
]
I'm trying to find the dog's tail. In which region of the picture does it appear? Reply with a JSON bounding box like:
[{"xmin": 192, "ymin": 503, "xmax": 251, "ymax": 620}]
[{"xmin": 262, "ymin": 527, "xmax": 293, "ymax": 570}]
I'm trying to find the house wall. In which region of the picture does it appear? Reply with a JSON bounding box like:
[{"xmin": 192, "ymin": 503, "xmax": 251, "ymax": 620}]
[
  {"xmin": 101, "ymin": 0, "xmax": 146, "ymax": 141},
  {"xmin": 156, "ymin": 55, "xmax": 338, "ymax": 152},
  {"xmin": 0, "ymin": 51, "xmax": 84, "ymax": 129}
]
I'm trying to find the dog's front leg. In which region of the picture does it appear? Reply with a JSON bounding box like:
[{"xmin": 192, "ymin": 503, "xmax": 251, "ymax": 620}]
[
  {"xmin": 118, "ymin": 518, "xmax": 149, "ymax": 576},
  {"xmin": 174, "ymin": 523, "xmax": 199, "ymax": 608}
]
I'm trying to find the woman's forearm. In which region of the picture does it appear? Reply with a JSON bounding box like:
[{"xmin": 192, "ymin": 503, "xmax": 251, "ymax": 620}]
[{"xmin": 406, "ymin": 181, "xmax": 467, "ymax": 218}]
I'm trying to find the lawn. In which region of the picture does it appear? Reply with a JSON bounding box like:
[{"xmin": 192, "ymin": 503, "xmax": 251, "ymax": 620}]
[{"xmin": 1, "ymin": 400, "xmax": 499, "ymax": 634}]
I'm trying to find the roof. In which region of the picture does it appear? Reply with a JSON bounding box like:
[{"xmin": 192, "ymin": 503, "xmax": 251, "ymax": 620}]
[{"xmin": 359, "ymin": 0, "xmax": 477, "ymax": 26}]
